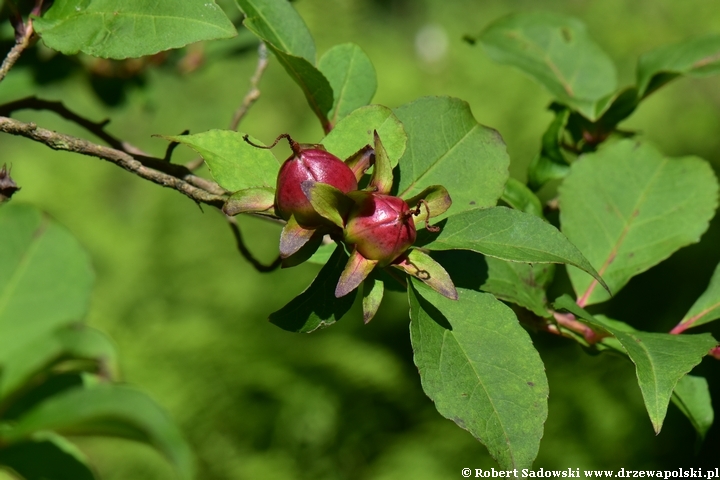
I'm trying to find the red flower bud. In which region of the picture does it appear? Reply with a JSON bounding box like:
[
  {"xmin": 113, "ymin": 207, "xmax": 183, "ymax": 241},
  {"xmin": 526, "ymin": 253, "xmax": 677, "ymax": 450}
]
[{"xmin": 344, "ymin": 193, "xmax": 417, "ymax": 267}]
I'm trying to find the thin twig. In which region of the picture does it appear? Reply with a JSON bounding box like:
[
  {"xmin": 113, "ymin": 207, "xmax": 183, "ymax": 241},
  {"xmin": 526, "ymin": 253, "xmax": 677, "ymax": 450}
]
[
  {"xmin": 226, "ymin": 215, "xmax": 281, "ymax": 272},
  {"xmin": 0, "ymin": 16, "xmax": 35, "ymax": 83},
  {"xmin": 0, "ymin": 116, "xmax": 228, "ymax": 208}
]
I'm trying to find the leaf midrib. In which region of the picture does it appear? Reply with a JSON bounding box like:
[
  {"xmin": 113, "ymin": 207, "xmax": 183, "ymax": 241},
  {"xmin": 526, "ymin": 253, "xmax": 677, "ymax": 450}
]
[
  {"xmin": 42, "ymin": 10, "xmax": 234, "ymax": 34},
  {"xmin": 0, "ymin": 223, "xmax": 46, "ymax": 325}
]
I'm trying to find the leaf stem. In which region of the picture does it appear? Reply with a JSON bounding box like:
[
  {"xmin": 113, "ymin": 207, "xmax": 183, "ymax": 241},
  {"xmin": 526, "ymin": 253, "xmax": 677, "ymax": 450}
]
[{"xmin": 229, "ymin": 42, "xmax": 269, "ymax": 132}]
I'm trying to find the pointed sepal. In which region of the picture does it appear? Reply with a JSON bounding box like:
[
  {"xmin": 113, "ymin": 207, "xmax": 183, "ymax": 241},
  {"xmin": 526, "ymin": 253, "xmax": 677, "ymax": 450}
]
[
  {"xmin": 368, "ymin": 130, "xmax": 393, "ymax": 194},
  {"xmin": 336, "ymin": 248, "xmax": 378, "ymax": 297},
  {"xmin": 344, "ymin": 145, "xmax": 375, "ymax": 182},
  {"xmin": 223, "ymin": 186, "xmax": 276, "ymax": 217},
  {"xmin": 301, "ymin": 181, "xmax": 354, "ymax": 228},
  {"xmin": 282, "ymin": 231, "xmax": 324, "ymax": 268},
  {"xmin": 280, "ymin": 215, "xmax": 316, "ymax": 258},
  {"xmin": 404, "ymin": 185, "xmax": 452, "ymax": 227},
  {"xmin": 362, "ymin": 277, "xmax": 385, "ymax": 324},
  {"xmin": 393, "ymin": 249, "xmax": 458, "ymax": 300}
]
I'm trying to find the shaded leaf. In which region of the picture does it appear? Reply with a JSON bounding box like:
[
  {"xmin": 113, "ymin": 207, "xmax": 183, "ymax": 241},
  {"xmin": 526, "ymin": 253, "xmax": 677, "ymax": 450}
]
[
  {"xmin": 234, "ymin": 0, "xmax": 315, "ymax": 62},
  {"xmin": 361, "ymin": 278, "xmax": 384, "ymax": 324},
  {"xmin": 501, "ymin": 178, "xmax": 544, "ymax": 218},
  {"xmin": 318, "ymin": 43, "xmax": 377, "ymax": 125},
  {"xmin": 482, "ymin": 258, "xmax": 554, "ymax": 317},
  {"xmin": 323, "ymin": 105, "xmax": 406, "ymax": 167},
  {"xmin": 409, "ymin": 280, "xmax": 548, "ymax": 469},
  {"xmin": 0, "ymin": 205, "xmax": 93, "ymax": 356},
  {"xmin": 2, "ymin": 385, "xmax": 194, "ymax": 480},
  {"xmin": 559, "ymin": 140, "xmax": 718, "ymax": 306},
  {"xmin": 528, "ymin": 107, "xmax": 571, "ymax": 190},
  {"xmin": 637, "ymin": 35, "xmax": 720, "ymax": 98},
  {"xmin": 34, "ymin": 0, "xmax": 236, "ymax": 59},
  {"xmin": 394, "ymin": 97, "xmax": 509, "ymax": 217},
  {"xmin": 671, "ymin": 375, "xmax": 714, "ymax": 440},
  {"xmin": 673, "ymin": 261, "xmax": 720, "ymax": 333},
  {"xmin": 554, "ymin": 295, "xmax": 717, "ymax": 434},
  {"xmin": 223, "ymin": 186, "xmax": 276, "ymax": 217},
  {"xmin": 270, "ymin": 247, "xmax": 356, "ymax": 332},
  {"xmin": 306, "ymin": 241, "xmax": 337, "ymax": 266},
  {"xmin": 0, "ymin": 432, "xmax": 96, "ymax": 480},
  {"xmin": 163, "ymin": 131, "xmax": 279, "ymax": 192},
  {"xmin": 419, "ymin": 206, "xmax": 607, "ymax": 292},
  {"xmin": 476, "ymin": 12, "xmax": 617, "ymax": 120}
]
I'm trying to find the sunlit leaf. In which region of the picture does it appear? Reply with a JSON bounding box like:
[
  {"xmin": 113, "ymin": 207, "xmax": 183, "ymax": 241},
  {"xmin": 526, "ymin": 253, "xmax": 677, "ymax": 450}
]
[
  {"xmin": 559, "ymin": 140, "xmax": 718, "ymax": 306},
  {"xmin": 476, "ymin": 12, "xmax": 617, "ymax": 120},
  {"xmin": 394, "ymin": 97, "xmax": 509, "ymax": 217},
  {"xmin": 34, "ymin": 0, "xmax": 236, "ymax": 59},
  {"xmin": 410, "ymin": 280, "xmax": 548, "ymax": 469},
  {"xmin": 483, "ymin": 258, "xmax": 554, "ymax": 317},
  {"xmin": 319, "ymin": 43, "xmax": 377, "ymax": 125}
]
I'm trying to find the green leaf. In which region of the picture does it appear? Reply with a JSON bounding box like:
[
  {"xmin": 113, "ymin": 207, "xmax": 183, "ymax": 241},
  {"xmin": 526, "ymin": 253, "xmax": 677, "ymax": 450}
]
[
  {"xmin": 554, "ymin": 295, "xmax": 718, "ymax": 434},
  {"xmin": 637, "ymin": 34, "xmax": 720, "ymax": 98},
  {"xmin": 394, "ymin": 97, "xmax": 509, "ymax": 217},
  {"xmin": 306, "ymin": 242, "xmax": 337, "ymax": 266},
  {"xmin": 318, "ymin": 43, "xmax": 377, "ymax": 126},
  {"xmin": 269, "ymin": 246, "xmax": 356, "ymax": 332},
  {"xmin": 361, "ymin": 278, "xmax": 384, "ymax": 324},
  {"xmin": 223, "ymin": 187, "xmax": 276, "ymax": 217},
  {"xmin": 483, "ymin": 258, "xmax": 554, "ymax": 318},
  {"xmin": 235, "ymin": 0, "xmax": 315, "ymax": 62},
  {"xmin": 0, "ymin": 432, "xmax": 96, "ymax": 480},
  {"xmin": 476, "ymin": 12, "xmax": 617, "ymax": 120},
  {"xmin": 409, "ymin": 281, "xmax": 548, "ymax": 469},
  {"xmin": 394, "ymin": 249, "xmax": 457, "ymax": 300},
  {"xmin": 265, "ymin": 45, "xmax": 334, "ymax": 129},
  {"xmin": 419, "ymin": 206, "xmax": 608, "ymax": 292},
  {"xmin": 559, "ymin": 140, "xmax": 718, "ymax": 306},
  {"xmin": 301, "ymin": 181, "xmax": 353, "ymax": 229},
  {"xmin": 34, "ymin": 0, "xmax": 236, "ymax": 59},
  {"xmin": 323, "ymin": 105, "xmax": 407, "ymax": 167},
  {"xmin": 368, "ymin": 131, "xmax": 393, "ymax": 195},
  {"xmin": 163, "ymin": 131, "xmax": 279, "ymax": 192},
  {"xmin": 501, "ymin": 178, "xmax": 544, "ymax": 218},
  {"xmin": 0, "ymin": 205, "xmax": 94, "ymax": 356},
  {"xmin": 671, "ymin": 375, "xmax": 714, "ymax": 440},
  {"xmin": 2, "ymin": 385, "xmax": 194, "ymax": 480},
  {"xmin": 673, "ymin": 262, "xmax": 720, "ymax": 333},
  {"xmin": 0, "ymin": 325, "xmax": 118, "ymax": 399},
  {"xmin": 528, "ymin": 107, "xmax": 571, "ymax": 190}
]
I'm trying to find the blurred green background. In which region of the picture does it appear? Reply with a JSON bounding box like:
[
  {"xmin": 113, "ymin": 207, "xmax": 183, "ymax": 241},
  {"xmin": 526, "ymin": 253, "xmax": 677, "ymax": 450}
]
[{"xmin": 2, "ymin": 0, "xmax": 720, "ymax": 477}]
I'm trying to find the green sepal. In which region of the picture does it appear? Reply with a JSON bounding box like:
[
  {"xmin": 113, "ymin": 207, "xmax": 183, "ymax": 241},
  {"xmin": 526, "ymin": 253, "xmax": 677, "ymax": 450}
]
[
  {"xmin": 404, "ymin": 185, "xmax": 453, "ymax": 226},
  {"xmin": 336, "ymin": 248, "xmax": 378, "ymax": 298},
  {"xmin": 393, "ymin": 249, "xmax": 458, "ymax": 300},
  {"xmin": 279, "ymin": 215, "xmax": 315, "ymax": 258},
  {"xmin": 344, "ymin": 144, "xmax": 375, "ymax": 182},
  {"xmin": 223, "ymin": 187, "xmax": 276, "ymax": 217},
  {"xmin": 301, "ymin": 181, "xmax": 354, "ymax": 229},
  {"xmin": 368, "ymin": 130, "xmax": 393, "ymax": 194},
  {"xmin": 361, "ymin": 277, "xmax": 385, "ymax": 324}
]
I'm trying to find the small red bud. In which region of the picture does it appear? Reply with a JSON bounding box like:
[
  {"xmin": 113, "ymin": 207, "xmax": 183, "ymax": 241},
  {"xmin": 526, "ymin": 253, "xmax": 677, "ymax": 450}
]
[{"xmin": 344, "ymin": 193, "xmax": 416, "ymax": 267}]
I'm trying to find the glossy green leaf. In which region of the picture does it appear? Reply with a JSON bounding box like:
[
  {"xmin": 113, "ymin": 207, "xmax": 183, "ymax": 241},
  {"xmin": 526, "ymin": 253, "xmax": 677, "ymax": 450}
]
[
  {"xmin": 637, "ymin": 35, "xmax": 720, "ymax": 98},
  {"xmin": 266, "ymin": 45, "xmax": 334, "ymax": 129},
  {"xmin": 419, "ymin": 206, "xmax": 607, "ymax": 292},
  {"xmin": 501, "ymin": 178, "xmax": 544, "ymax": 218},
  {"xmin": 323, "ymin": 105, "xmax": 407, "ymax": 167},
  {"xmin": 301, "ymin": 181, "xmax": 353, "ymax": 229},
  {"xmin": 673, "ymin": 262, "xmax": 720, "ymax": 333},
  {"xmin": 0, "ymin": 325, "xmax": 118, "ymax": 399},
  {"xmin": 223, "ymin": 186, "xmax": 276, "ymax": 217},
  {"xmin": 0, "ymin": 432, "xmax": 95, "ymax": 480},
  {"xmin": 554, "ymin": 295, "xmax": 717, "ymax": 433},
  {"xmin": 410, "ymin": 280, "xmax": 548, "ymax": 469},
  {"xmin": 270, "ymin": 247, "xmax": 356, "ymax": 332},
  {"xmin": 559, "ymin": 140, "xmax": 718, "ymax": 306},
  {"xmin": 394, "ymin": 249, "xmax": 457, "ymax": 300},
  {"xmin": 318, "ymin": 43, "xmax": 377, "ymax": 125},
  {"xmin": 0, "ymin": 205, "xmax": 93, "ymax": 355},
  {"xmin": 477, "ymin": 12, "xmax": 617, "ymax": 120},
  {"xmin": 2, "ymin": 385, "xmax": 193, "ymax": 480},
  {"xmin": 34, "ymin": 0, "xmax": 236, "ymax": 59},
  {"xmin": 394, "ymin": 97, "xmax": 509, "ymax": 217},
  {"xmin": 235, "ymin": 0, "xmax": 315, "ymax": 62},
  {"xmin": 163, "ymin": 131, "xmax": 279, "ymax": 192},
  {"xmin": 482, "ymin": 258, "xmax": 554, "ymax": 317},
  {"xmin": 361, "ymin": 278, "xmax": 384, "ymax": 324},
  {"xmin": 671, "ymin": 375, "xmax": 714, "ymax": 440}
]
